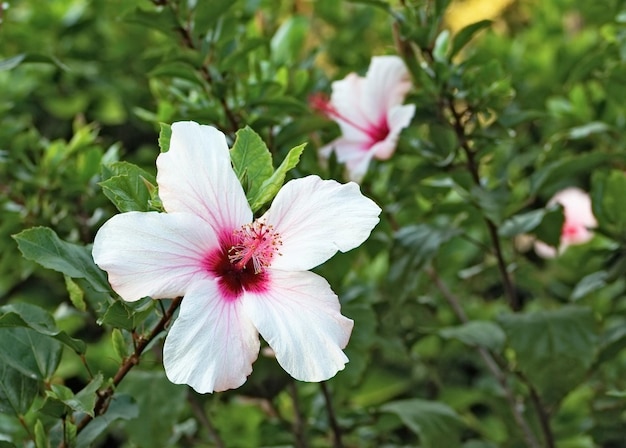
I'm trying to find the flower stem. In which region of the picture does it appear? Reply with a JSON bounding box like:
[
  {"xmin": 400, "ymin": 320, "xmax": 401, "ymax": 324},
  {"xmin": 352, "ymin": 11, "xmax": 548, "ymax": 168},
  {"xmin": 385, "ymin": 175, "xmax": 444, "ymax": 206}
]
[{"xmin": 74, "ymin": 297, "xmax": 182, "ymax": 435}]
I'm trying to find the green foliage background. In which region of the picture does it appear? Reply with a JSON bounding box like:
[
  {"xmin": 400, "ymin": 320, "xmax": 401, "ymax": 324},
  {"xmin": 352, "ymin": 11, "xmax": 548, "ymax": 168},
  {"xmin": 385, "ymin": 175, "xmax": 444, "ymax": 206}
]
[{"xmin": 2, "ymin": 0, "xmax": 626, "ymax": 447}]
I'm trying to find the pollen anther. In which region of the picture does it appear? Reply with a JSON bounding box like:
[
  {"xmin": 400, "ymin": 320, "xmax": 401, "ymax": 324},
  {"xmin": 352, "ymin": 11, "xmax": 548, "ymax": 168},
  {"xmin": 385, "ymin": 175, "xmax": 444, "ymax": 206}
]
[{"xmin": 228, "ymin": 221, "xmax": 282, "ymax": 274}]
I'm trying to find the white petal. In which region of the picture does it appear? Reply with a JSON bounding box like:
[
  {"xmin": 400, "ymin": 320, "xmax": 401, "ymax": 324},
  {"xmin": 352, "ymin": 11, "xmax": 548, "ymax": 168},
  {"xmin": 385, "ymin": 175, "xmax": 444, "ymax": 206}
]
[
  {"xmin": 329, "ymin": 73, "xmax": 372, "ymax": 141},
  {"xmin": 157, "ymin": 121, "xmax": 252, "ymax": 234},
  {"xmin": 263, "ymin": 176, "xmax": 381, "ymax": 271},
  {"xmin": 362, "ymin": 56, "xmax": 412, "ymax": 125},
  {"xmin": 92, "ymin": 211, "xmax": 217, "ymax": 301},
  {"xmin": 242, "ymin": 270, "xmax": 353, "ymax": 382},
  {"xmin": 163, "ymin": 279, "xmax": 260, "ymax": 393},
  {"xmin": 345, "ymin": 149, "xmax": 376, "ymax": 183}
]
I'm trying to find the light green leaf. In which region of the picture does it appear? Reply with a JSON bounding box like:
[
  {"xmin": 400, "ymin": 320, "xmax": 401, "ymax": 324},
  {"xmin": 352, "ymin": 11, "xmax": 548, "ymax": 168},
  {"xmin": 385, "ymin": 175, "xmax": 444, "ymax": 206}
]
[
  {"xmin": 0, "ymin": 303, "xmax": 85, "ymax": 354},
  {"xmin": 439, "ymin": 321, "xmax": 506, "ymax": 352},
  {"xmin": 13, "ymin": 227, "xmax": 109, "ymax": 293},
  {"xmin": 381, "ymin": 399, "xmax": 463, "ymax": 448},
  {"xmin": 158, "ymin": 122, "xmax": 172, "ymax": 153},
  {"xmin": 498, "ymin": 306, "xmax": 597, "ymax": 404},
  {"xmin": 111, "ymin": 329, "xmax": 128, "ymax": 361},
  {"xmin": 249, "ymin": 143, "xmax": 306, "ymax": 212},
  {"xmin": 65, "ymin": 275, "xmax": 87, "ymax": 312},
  {"xmin": 271, "ymin": 16, "xmax": 309, "ymax": 64},
  {"xmin": 433, "ymin": 30, "xmax": 451, "ymax": 63},
  {"xmin": 230, "ymin": 127, "xmax": 274, "ymax": 205},
  {"xmin": 34, "ymin": 419, "xmax": 47, "ymax": 448}
]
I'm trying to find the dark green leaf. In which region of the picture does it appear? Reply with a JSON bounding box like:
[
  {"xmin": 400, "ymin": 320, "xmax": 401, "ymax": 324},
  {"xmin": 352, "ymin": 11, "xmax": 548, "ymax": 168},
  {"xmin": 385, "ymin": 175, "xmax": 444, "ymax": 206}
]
[
  {"xmin": 0, "ymin": 303, "xmax": 85, "ymax": 354},
  {"xmin": 0, "ymin": 327, "xmax": 62, "ymax": 380},
  {"xmin": 450, "ymin": 20, "xmax": 492, "ymax": 57},
  {"xmin": 13, "ymin": 227, "xmax": 109, "ymax": 293},
  {"xmin": 76, "ymin": 394, "xmax": 139, "ymax": 448},
  {"xmin": 0, "ymin": 363, "xmax": 39, "ymax": 415},
  {"xmin": 381, "ymin": 399, "xmax": 463, "ymax": 448},
  {"xmin": 498, "ymin": 306, "xmax": 597, "ymax": 404}
]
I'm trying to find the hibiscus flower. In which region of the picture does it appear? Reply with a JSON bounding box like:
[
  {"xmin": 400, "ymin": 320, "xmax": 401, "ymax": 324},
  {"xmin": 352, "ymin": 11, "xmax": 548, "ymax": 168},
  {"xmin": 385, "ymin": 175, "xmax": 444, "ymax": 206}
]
[
  {"xmin": 534, "ymin": 187, "xmax": 597, "ymax": 258},
  {"xmin": 92, "ymin": 121, "xmax": 381, "ymax": 393},
  {"xmin": 313, "ymin": 55, "xmax": 416, "ymax": 182}
]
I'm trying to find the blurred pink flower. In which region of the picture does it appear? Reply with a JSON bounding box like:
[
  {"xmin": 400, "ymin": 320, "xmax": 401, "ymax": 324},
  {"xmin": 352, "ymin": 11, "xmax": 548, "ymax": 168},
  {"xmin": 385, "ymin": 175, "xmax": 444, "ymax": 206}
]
[
  {"xmin": 313, "ymin": 55, "xmax": 416, "ymax": 182},
  {"xmin": 534, "ymin": 187, "xmax": 597, "ymax": 258},
  {"xmin": 92, "ymin": 121, "xmax": 381, "ymax": 393}
]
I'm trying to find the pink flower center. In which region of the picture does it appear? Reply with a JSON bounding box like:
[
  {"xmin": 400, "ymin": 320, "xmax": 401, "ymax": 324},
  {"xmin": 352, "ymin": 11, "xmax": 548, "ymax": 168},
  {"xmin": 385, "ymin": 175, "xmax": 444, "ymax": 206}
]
[
  {"xmin": 310, "ymin": 93, "xmax": 389, "ymax": 143},
  {"xmin": 205, "ymin": 221, "xmax": 282, "ymax": 300}
]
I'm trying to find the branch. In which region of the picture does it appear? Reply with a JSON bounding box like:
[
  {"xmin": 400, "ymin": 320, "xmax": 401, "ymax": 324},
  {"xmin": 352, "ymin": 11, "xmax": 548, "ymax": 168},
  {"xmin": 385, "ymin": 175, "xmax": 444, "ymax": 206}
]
[
  {"xmin": 287, "ymin": 381, "xmax": 309, "ymax": 448},
  {"xmin": 426, "ymin": 268, "xmax": 541, "ymax": 448},
  {"xmin": 320, "ymin": 382, "xmax": 343, "ymax": 448},
  {"xmin": 187, "ymin": 392, "xmax": 225, "ymax": 448},
  {"xmin": 75, "ymin": 297, "xmax": 183, "ymax": 434},
  {"xmin": 447, "ymin": 100, "xmax": 520, "ymax": 311}
]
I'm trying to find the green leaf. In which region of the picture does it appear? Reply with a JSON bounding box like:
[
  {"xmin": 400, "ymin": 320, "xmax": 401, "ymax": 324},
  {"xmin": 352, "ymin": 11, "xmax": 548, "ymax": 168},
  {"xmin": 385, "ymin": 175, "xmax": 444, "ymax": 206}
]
[
  {"xmin": 65, "ymin": 275, "xmax": 87, "ymax": 312},
  {"xmin": 49, "ymin": 374, "xmax": 103, "ymax": 418},
  {"xmin": 0, "ymin": 54, "xmax": 26, "ymax": 71},
  {"xmin": 0, "ymin": 303, "xmax": 86, "ymax": 354},
  {"xmin": 0, "ymin": 363, "xmax": 39, "ymax": 415},
  {"xmin": 532, "ymin": 205, "xmax": 565, "ymax": 248},
  {"xmin": 498, "ymin": 306, "xmax": 597, "ymax": 404},
  {"xmin": 530, "ymin": 152, "xmax": 610, "ymax": 195},
  {"xmin": 271, "ymin": 16, "xmax": 309, "ymax": 64},
  {"xmin": 76, "ymin": 394, "xmax": 139, "ymax": 448},
  {"xmin": 249, "ymin": 143, "xmax": 306, "ymax": 212},
  {"xmin": 100, "ymin": 161, "xmax": 156, "ymax": 213},
  {"xmin": 34, "ymin": 419, "xmax": 47, "ymax": 448},
  {"xmin": 13, "ymin": 227, "xmax": 109, "ymax": 293},
  {"xmin": 499, "ymin": 205, "xmax": 562, "ymax": 243},
  {"xmin": 450, "ymin": 20, "xmax": 492, "ymax": 57},
  {"xmin": 0, "ymin": 326, "xmax": 62, "ymax": 380},
  {"xmin": 158, "ymin": 122, "xmax": 172, "ymax": 153},
  {"xmin": 591, "ymin": 170, "xmax": 626, "ymax": 237},
  {"xmin": 116, "ymin": 371, "xmax": 188, "ymax": 447},
  {"xmin": 433, "ymin": 30, "xmax": 451, "ymax": 63},
  {"xmin": 391, "ymin": 224, "xmax": 461, "ymax": 282},
  {"xmin": 230, "ymin": 127, "xmax": 274, "ymax": 205},
  {"xmin": 381, "ymin": 399, "xmax": 463, "ymax": 448},
  {"xmin": 439, "ymin": 321, "xmax": 506, "ymax": 352},
  {"xmin": 111, "ymin": 329, "xmax": 128, "ymax": 360}
]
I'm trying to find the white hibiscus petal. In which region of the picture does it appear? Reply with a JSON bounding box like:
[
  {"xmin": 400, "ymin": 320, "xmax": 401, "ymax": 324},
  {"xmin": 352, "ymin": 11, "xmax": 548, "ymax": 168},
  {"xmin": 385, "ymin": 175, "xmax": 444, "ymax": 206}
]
[
  {"xmin": 362, "ymin": 56, "xmax": 412, "ymax": 124},
  {"xmin": 372, "ymin": 104, "xmax": 415, "ymax": 161},
  {"xmin": 329, "ymin": 74, "xmax": 372, "ymax": 136},
  {"xmin": 263, "ymin": 176, "xmax": 381, "ymax": 271},
  {"xmin": 157, "ymin": 121, "xmax": 252, "ymax": 234},
  {"xmin": 163, "ymin": 279, "xmax": 260, "ymax": 393},
  {"xmin": 92, "ymin": 211, "xmax": 217, "ymax": 301},
  {"xmin": 243, "ymin": 270, "xmax": 353, "ymax": 382}
]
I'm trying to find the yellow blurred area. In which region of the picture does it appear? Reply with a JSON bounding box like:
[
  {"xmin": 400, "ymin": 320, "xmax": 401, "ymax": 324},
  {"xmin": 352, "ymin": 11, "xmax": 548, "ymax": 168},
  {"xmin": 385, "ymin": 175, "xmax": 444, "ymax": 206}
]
[{"xmin": 445, "ymin": 0, "xmax": 517, "ymax": 33}]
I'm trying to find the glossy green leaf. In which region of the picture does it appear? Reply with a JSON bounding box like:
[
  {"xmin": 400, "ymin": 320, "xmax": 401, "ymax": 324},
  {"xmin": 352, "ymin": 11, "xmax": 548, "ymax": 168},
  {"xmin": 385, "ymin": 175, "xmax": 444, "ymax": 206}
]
[
  {"xmin": 65, "ymin": 275, "xmax": 87, "ymax": 312},
  {"xmin": 0, "ymin": 303, "xmax": 85, "ymax": 354},
  {"xmin": 249, "ymin": 143, "xmax": 306, "ymax": 212},
  {"xmin": 13, "ymin": 227, "xmax": 109, "ymax": 293},
  {"xmin": 433, "ymin": 30, "xmax": 451, "ymax": 63},
  {"xmin": 498, "ymin": 306, "xmax": 597, "ymax": 404},
  {"xmin": 591, "ymin": 170, "xmax": 626, "ymax": 237},
  {"xmin": 34, "ymin": 419, "xmax": 46, "ymax": 448},
  {"xmin": 381, "ymin": 399, "xmax": 463, "ymax": 448},
  {"xmin": 49, "ymin": 374, "xmax": 103, "ymax": 418},
  {"xmin": 100, "ymin": 161, "xmax": 156, "ymax": 213}
]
